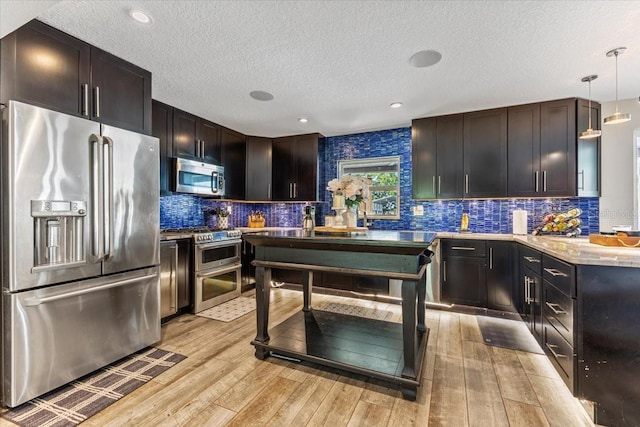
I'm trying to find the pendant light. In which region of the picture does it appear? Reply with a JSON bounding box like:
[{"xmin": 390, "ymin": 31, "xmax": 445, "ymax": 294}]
[
  {"xmin": 579, "ymin": 75, "xmax": 602, "ymax": 139},
  {"xmin": 604, "ymin": 47, "xmax": 631, "ymax": 125}
]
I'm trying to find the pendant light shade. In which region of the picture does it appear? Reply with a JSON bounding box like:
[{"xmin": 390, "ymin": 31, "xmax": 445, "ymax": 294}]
[
  {"xmin": 579, "ymin": 75, "xmax": 602, "ymax": 139},
  {"xmin": 604, "ymin": 47, "xmax": 631, "ymax": 125}
]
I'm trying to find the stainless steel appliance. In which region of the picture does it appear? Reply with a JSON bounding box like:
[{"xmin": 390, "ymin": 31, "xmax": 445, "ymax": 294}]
[
  {"xmin": 175, "ymin": 157, "xmax": 225, "ymax": 196},
  {"xmin": 191, "ymin": 229, "xmax": 242, "ymax": 313},
  {"xmin": 1, "ymin": 101, "xmax": 160, "ymax": 407},
  {"xmin": 160, "ymin": 240, "xmax": 178, "ymax": 318}
]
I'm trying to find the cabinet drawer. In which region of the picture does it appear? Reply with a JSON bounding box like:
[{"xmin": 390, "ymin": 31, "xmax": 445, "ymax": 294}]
[
  {"xmin": 542, "ymin": 255, "xmax": 575, "ymax": 297},
  {"xmin": 543, "ymin": 322, "xmax": 575, "ymax": 392},
  {"xmin": 544, "ymin": 281, "xmax": 574, "ymax": 345},
  {"xmin": 519, "ymin": 245, "xmax": 542, "ymax": 275},
  {"xmin": 442, "ymin": 239, "xmax": 486, "ymax": 257}
]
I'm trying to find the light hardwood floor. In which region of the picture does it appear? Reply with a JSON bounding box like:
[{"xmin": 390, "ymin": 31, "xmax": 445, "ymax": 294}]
[{"xmin": 2, "ymin": 289, "xmax": 595, "ymax": 426}]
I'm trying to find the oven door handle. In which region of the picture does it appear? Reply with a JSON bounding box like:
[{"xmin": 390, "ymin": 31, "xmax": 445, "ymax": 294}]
[
  {"xmin": 197, "ymin": 240, "xmax": 241, "ymax": 251},
  {"xmin": 196, "ymin": 263, "xmax": 241, "ymax": 278}
]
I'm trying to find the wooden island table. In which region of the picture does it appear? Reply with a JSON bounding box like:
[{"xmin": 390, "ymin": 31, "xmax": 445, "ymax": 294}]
[{"xmin": 243, "ymin": 230, "xmax": 436, "ymax": 400}]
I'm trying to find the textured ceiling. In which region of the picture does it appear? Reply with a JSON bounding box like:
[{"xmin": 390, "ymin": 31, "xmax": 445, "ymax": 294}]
[{"xmin": 7, "ymin": 1, "xmax": 640, "ymax": 137}]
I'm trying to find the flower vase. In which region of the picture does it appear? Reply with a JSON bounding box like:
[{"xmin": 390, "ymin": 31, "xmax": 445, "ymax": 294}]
[{"xmin": 343, "ymin": 206, "xmax": 358, "ymax": 228}]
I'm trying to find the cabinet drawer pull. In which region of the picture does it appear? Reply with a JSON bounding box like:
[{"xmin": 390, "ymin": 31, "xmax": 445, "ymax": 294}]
[
  {"xmin": 523, "ymin": 256, "xmax": 540, "ymax": 263},
  {"xmin": 451, "ymin": 246, "xmax": 475, "ymax": 251},
  {"xmin": 443, "ymin": 260, "xmax": 447, "ymax": 282},
  {"xmin": 535, "ymin": 171, "xmax": 539, "ymax": 192},
  {"xmin": 432, "ymin": 176, "xmax": 436, "ymax": 195},
  {"xmin": 82, "ymin": 83, "xmax": 89, "ymax": 116},
  {"xmin": 545, "ymin": 302, "xmax": 567, "ymax": 315},
  {"xmin": 543, "ymin": 268, "xmax": 568, "ymax": 277},
  {"xmin": 465, "ymin": 174, "xmax": 469, "ymax": 194},
  {"xmin": 543, "ymin": 170, "xmax": 547, "ymax": 192},
  {"xmin": 438, "ymin": 176, "xmax": 441, "ymax": 195},
  {"xmin": 94, "ymin": 86, "xmax": 100, "ymax": 118},
  {"xmin": 545, "ymin": 343, "xmax": 567, "ymax": 359},
  {"xmin": 489, "ymin": 247, "xmax": 493, "ymax": 270},
  {"xmin": 524, "ymin": 277, "xmax": 530, "ymax": 304}
]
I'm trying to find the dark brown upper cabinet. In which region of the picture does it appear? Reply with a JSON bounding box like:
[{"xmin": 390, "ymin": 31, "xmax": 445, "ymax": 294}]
[
  {"xmin": 152, "ymin": 100, "xmax": 174, "ymax": 195},
  {"xmin": 540, "ymin": 99, "xmax": 577, "ymax": 197},
  {"xmin": 246, "ymin": 136, "xmax": 273, "ymax": 201},
  {"xmin": 1, "ymin": 20, "xmax": 151, "ymax": 134},
  {"xmin": 463, "ymin": 108, "xmax": 508, "ymax": 198},
  {"xmin": 412, "ymin": 115, "xmax": 463, "ymax": 199},
  {"xmin": 172, "ymin": 108, "xmax": 221, "ymax": 164},
  {"xmin": 508, "ymin": 103, "xmax": 541, "ymax": 197},
  {"xmin": 272, "ymin": 133, "xmax": 321, "ymax": 201},
  {"xmin": 220, "ymin": 126, "xmax": 246, "ymax": 200}
]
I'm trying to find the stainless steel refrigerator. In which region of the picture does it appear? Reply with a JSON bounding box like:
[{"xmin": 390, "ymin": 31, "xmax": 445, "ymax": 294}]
[{"xmin": 1, "ymin": 101, "xmax": 161, "ymax": 407}]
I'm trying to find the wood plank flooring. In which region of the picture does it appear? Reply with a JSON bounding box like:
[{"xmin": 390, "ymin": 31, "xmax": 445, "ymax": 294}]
[{"xmin": 0, "ymin": 289, "xmax": 594, "ymax": 426}]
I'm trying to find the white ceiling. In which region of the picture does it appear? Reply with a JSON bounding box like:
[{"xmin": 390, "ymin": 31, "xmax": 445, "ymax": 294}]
[{"xmin": 3, "ymin": 1, "xmax": 640, "ymax": 137}]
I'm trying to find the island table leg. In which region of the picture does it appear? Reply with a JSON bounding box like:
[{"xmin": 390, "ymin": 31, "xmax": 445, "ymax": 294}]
[
  {"xmin": 302, "ymin": 271, "xmax": 313, "ymax": 312},
  {"xmin": 254, "ymin": 266, "xmax": 271, "ymax": 360},
  {"xmin": 401, "ymin": 279, "xmax": 418, "ymax": 380},
  {"xmin": 417, "ymin": 273, "xmax": 427, "ymax": 333}
]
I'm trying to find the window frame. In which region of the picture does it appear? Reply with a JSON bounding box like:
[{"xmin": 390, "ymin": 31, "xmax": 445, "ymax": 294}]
[{"xmin": 337, "ymin": 156, "xmax": 401, "ymax": 220}]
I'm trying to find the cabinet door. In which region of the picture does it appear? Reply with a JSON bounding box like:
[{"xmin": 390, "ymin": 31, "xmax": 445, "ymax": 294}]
[
  {"xmin": 508, "ymin": 103, "xmax": 541, "ymax": 197},
  {"xmin": 540, "ymin": 99, "xmax": 577, "ymax": 197},
  {"xmin": 441, "ymin": 255, "xmax": 487, "ymax": 307},
  {"xmin": 90, "ymin": 47, "xmax": 151, "ymax": 134},
  {"xmin": 436, "ymin": 115, "xmax": 464, "ymax": 198},
  {"xmin": 463, "ymin": 109, "xmax": 508, "ymax": 198},
  {"xmin": 152, "ymin": 100, "xmax": 173, "ymax": 194},
  {"xmin": 200, "ymin": 119, "xmax": 221, "ymax": 165},
  {"xmin": 246, "ymin": 136, "xmax": 273, "ymax": 200},
  {"xmin": 272, "ymin": 137, "xmax": 297, "ymax": 200},
  {"xmin": 577, "ymin": 98, "xmax": 601, "ymax": 197},
  {"xmin": 411, "ymin": 118, "xmax": 437, "ymax": 199},
  {"xmin": 220, "ymin": 126, "xmax": 246, "ymax": 200},
  {"xmin": 295, "ymin": 134, "xmax": 319, "ymax": 201},
  {"xmin": 241, "ymin": 239, "xmax": 256, "ymax": 289},
  {"xmin": 1, "ymin": 20, "xmax": 90, "ymax": 117},
  {"xmin": 172, "ymin": 109, "xmax": 198, "ymax": 158},
  {"xmin": 487, "ymin": 241, "xmax": 516, "ymax": 312},
  {"xmin": 176, "ymin": 240, "xmax": 191, "ymax": 309}
]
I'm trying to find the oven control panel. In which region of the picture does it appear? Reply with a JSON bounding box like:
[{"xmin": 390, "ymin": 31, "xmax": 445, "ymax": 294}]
[{"xmin": 195, "ymin": 230, "xmax": 242, "ymax": 243}]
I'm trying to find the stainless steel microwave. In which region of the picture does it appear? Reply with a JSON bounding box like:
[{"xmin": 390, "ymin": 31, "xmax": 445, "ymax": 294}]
[{"xmin": 175, "ymin": 157, "xmax": 225, "ymax": 196}]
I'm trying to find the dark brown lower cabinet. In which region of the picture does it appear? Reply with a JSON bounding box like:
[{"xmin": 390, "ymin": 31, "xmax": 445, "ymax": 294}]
[
  {"xmin": 486, "ymin": 241, "xmax": 517, "ymax": 312},
  {"xmin": 440, "ymin": 239, "xmax": 487, "ymax": 307}
]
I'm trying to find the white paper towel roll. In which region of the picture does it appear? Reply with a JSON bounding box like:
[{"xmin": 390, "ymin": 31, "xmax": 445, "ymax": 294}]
[{"xmin": 513, "ymin": 210, "xmax": 528, "ymax": 235}]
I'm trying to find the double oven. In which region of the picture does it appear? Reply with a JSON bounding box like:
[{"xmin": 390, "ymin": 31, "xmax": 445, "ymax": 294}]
[{"xmin": 193, "ymin": 230, "xmax": 243, "ymax": 312}]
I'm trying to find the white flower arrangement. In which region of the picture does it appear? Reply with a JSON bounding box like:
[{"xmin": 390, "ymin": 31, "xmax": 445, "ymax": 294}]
[{"xmin": 327, "ymin": 175, "xmax": 370, "ymax": 208}]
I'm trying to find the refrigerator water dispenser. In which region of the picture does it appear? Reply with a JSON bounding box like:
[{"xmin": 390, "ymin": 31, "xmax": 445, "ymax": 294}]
[{"xmin": 31, "ymin": 200, "xmax": 87, "ymax": 270}]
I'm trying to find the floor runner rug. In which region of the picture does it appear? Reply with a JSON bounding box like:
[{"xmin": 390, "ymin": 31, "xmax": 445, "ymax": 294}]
[
  {"xmin": 196, "ymin": 296, "xmax": 256, "ymax": 322},
  {"xmin": 319, "ymin": 302, "xmax": 397, "ymax": 322},
  {"xmin": 1, "ymin": 347, "xmax": 186, "ymax": 427},
  {"xmin": 477, "ymin": 315, "xmax": 544, "ymax": 354}
]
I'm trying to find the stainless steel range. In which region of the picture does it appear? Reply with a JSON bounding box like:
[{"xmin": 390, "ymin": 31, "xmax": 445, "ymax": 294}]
[{"xmin": 162, "ymin": 227, "xmax": 242, "ymax": 313}]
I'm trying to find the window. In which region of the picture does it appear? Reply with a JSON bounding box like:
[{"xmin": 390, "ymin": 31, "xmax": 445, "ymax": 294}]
[{"xmin": 338, "ymin": 156, "xmax": 400, "ymax": 219}]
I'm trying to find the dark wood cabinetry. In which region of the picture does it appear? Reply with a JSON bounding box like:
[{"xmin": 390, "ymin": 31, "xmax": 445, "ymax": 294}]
[
  {"xmin": 90, "ymin": 47, "xmax": 152, "ymax": 134},
  {"xmin": 1, "ymin": 20, "xmax": 151, "ymax": 134},
  {"xmin": 220, "ymin": 126, "xmax": 246, "ymax": 200},
  {"xmin": 540, "ymin": 99, "xmax": 577, "ymax": 197},
  {"xmin": 272, "ymin": 133, "xmax": 321, "ymax": 201},
  {"xmin": 441, "ymin": 239, "xmax": 487, "ymax": 307},
  {"xmin": 519, "ymin": 245, "xmax": 543, "ymax": 345},
  {"xmin": 172, "ymin": 108, "xmax": 221, "ymax": 164},
  {"xmin": 152, "ymin": 100, "xmax": 174, "ymax": 194},
  {"xmin": 410, "ymin": 114, "xmax": 476, "ymax": 200},
  {"xmin": 463, "ymin": 109, "xmax": 508, "ymax": 198},
  {"xmin": 246, "ymin": 137, "xmax": 273, "ymax": 200},
  {"xmin": 508, "ymin": 103, "xmax": 541, "ymax": 196},
  {"xmin": 487, "ymin": 241, "xmax": 517, "ymax": 312}
]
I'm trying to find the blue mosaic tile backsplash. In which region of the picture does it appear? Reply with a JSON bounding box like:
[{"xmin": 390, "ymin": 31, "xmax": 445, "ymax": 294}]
[{"xmin": 161, "ymin": 126, "xmax": 600, "ymax": 235}]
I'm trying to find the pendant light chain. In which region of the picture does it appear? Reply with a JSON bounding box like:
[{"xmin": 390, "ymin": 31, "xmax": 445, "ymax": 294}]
[{"xmin": 614, "ymin": 50, "xmax": 620, "ymax": 114}]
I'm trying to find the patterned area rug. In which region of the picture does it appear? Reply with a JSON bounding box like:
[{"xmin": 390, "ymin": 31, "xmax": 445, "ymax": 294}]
[
  {"xmin": 319, "ymin": 302, "xmax": 397, "ymax": 322},
  {"xmin": 196, "ymin": 296, "xmax": 256, "ymax": 322},
  {"xmin": 1, "ymin": 347, "xmax": 186, "ymax": 427}
]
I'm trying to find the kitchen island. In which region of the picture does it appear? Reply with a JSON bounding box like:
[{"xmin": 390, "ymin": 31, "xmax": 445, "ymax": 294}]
[{"xmin": 243, "ymin": 230, "xmax": 436, "ymax": 400}]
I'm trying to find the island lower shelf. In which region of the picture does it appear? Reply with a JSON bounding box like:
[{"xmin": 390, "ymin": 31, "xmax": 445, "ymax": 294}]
[{"xmin": 252, "ymin": 308, "xmax": 429, "ymax": 392}]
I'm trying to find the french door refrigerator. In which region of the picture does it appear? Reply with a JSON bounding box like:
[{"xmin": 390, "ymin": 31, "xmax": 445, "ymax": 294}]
[{"xmin": 1, "ymin": 101, "xmax": 161, "ymax": 407}]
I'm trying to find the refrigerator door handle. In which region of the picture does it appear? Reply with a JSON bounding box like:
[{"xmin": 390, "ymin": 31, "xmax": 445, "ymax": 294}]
[
  {"xmin": 23, "ymin": 273, "xmax": 157, "ymax": 306},
  {"xmin": 103, "ymin": 136, "xmax": 114, "ymax": 259},
  {"xmin": 91, "ymin": 134, "xmax": 105, "ymax": 261}
]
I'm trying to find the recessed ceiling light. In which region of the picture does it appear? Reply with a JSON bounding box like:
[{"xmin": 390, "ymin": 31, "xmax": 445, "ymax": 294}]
[
  {"xmin": 390, "ymin": 102, "xmax": 403, "ymax": 109},
  {"xmin": 409, "ymin": 50, "xmax": 442, "ymax": 68},
  {"xmin": 249, "ymin": 90, "xmax": 274, "ymax": 101},
  {"xmin": 298, "ymin": 117, "xmax": 308, "ymax": 123},
  {"xmin": 130, "ymin": 10, "xmax": 151, "ymax": 24}
]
